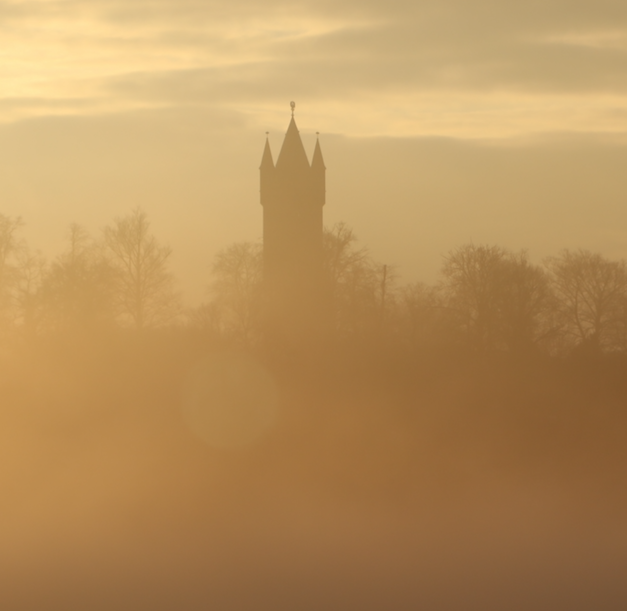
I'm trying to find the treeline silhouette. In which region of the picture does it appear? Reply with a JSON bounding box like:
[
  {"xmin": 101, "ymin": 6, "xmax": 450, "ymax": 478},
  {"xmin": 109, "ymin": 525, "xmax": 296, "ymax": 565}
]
[
  {"xmin": 3, "ymin": 205, "xmax": 627, "ymax": 438},
  {"xmin": 204, "ymin": 229, "xmax": 627, "ymax": 357},
  {"xmin": 3, "ymin": 207, "xmax": 627, "ymax": 358}
]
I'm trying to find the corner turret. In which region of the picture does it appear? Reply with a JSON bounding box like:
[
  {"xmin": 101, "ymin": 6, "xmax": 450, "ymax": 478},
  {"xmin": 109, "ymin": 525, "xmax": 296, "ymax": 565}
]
[
  {"xmin": 311, "ymin": 136, "xmax": 326, "ymax": 208},
  {"xmin": 260, "ymin": 136, "xmax": 274, "ymax": 170}
]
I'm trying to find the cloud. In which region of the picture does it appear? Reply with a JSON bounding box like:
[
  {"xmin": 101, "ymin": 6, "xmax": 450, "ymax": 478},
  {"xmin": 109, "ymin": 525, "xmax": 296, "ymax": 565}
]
[{"xmin": 1, "ymin": 0, "xmax": 627, "ymax": 137}]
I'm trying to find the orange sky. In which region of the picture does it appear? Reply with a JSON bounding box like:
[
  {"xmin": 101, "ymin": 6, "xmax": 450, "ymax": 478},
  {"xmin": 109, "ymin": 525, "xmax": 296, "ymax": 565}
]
[{"xmin": 2, "ymin": 0, "xmax": 627, "ymax": 303}]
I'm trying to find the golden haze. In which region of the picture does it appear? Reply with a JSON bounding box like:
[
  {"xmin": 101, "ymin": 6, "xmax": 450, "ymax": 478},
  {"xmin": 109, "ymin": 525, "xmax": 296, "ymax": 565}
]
[{"xmin": 2, "ymin": 0, "xmax": 627, "ymax": 609}]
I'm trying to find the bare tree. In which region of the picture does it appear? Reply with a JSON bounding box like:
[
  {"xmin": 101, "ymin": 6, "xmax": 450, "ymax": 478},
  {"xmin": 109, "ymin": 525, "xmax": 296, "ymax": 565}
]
[
  {"xmin": 497, "ymin": 252, "xmax": 555, "ymax": 353},
  {"xmin": 323, "ymin": 222, "xmax": 369, "ymax": 293},
  {"xmin": 186, "ymin": 301, "xmax": 224, "ymax": 339},
  {"xmin": 208, "ymin": 242, "xmax": 263, "ymax": 344},
  {"xmin": 441, "ymin": 244, "xmax": 507, "ymax": 352},
  {"xmin": 441, "ymin": 244, "xmax": 553, "ymax": 354},
  {"xmin": 13, "ymin": 248, "xmax": 47, "ymax": 334},
  {"xmin": 0, "ymin": 214, "xmax": 25, "ymax": 335},
  {"xmin": 104, "ymin": 208, "xmax": 179, "ymax": 329},
  {"xmin": 545, "ymin": 249, "xmax": 627, "ymax": 353},
  {"xmin": 40, "ymin": 224, "xmax": 115, "ymax": 332},
  {"xmin": 323, "ymin": 222, "xmax": 390, "ymax": 339}
]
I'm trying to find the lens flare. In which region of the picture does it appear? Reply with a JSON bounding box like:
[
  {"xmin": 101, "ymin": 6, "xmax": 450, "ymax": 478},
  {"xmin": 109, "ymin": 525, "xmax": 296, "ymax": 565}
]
[{"xmin": 182, "ymin": 352, "xmax": 278, "ymax": 448}]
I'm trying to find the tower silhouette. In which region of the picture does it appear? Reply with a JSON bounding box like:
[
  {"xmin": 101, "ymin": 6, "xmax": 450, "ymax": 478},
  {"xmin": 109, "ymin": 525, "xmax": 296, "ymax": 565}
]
[{"xmin": 260, "ymin": 105, "xmax": 326, "ymax": 340}]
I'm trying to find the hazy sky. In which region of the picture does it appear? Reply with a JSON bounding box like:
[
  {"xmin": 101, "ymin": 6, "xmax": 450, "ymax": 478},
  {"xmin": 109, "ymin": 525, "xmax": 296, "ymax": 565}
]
[{"xmin": 2, "ymin": 0, "xmax": 627, "ymax": 303}]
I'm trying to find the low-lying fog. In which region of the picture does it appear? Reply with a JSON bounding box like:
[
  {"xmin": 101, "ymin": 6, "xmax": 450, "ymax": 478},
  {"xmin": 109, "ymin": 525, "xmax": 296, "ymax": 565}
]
[{"xmin": 2, "ymin": 335, "xmax": 626, "ymax": 611}]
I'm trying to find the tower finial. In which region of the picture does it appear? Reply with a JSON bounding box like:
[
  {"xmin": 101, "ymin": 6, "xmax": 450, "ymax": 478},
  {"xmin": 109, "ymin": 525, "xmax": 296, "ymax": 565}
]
[{"xmin": 290, "ymin": 101, "xmax": 295, "ymax": 117}]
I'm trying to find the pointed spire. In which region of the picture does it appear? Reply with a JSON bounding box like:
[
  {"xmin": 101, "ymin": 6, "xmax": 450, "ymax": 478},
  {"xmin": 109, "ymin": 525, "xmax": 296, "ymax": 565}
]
[
  {"xmin": 311, "ymin": 135, "xmax": 325, "ymax": 171},
  {"xmin": 260, "ymin": 134, "xmax": 274, "ymax": 170},
  {"xmin": 276, "ymin": 117, "xmax": 310, "ymax": 171}
]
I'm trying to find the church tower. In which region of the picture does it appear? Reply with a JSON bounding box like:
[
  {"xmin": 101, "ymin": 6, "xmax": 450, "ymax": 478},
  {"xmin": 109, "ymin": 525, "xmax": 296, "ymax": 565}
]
[{"xmin": 260, "ymin": 104, "xmax": 326, "ymax": 339}]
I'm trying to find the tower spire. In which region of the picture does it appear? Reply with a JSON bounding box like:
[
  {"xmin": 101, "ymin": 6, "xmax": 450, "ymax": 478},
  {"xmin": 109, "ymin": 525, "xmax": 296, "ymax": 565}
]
[
  {"xmin": 260, "ymin": 133, "xmax": 274, "ymax": 170},
  {"xmin": 276, "ymin": 114, "xmax": 309, "ymax": 171},
  {"xmin": 311, "ymin": 133, "xmax": 325, "ymax": 170}
]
